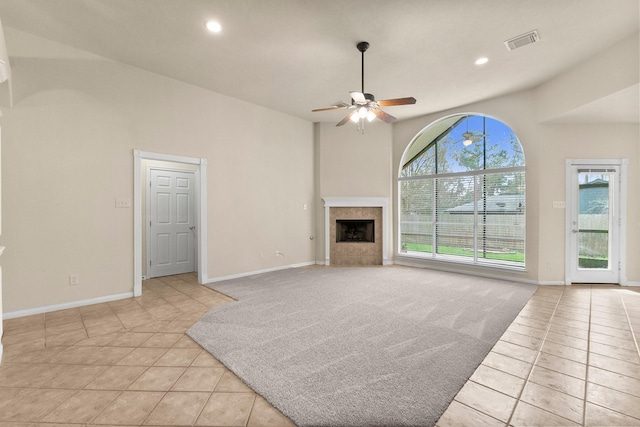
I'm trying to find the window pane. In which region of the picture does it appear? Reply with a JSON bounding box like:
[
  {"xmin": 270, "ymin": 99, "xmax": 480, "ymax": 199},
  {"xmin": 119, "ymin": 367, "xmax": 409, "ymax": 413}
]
[
  {"xmin": 399, "ymin": 113, "xmax": 526, "ymax": 269},
  {"xmin": 476, "ymin": 173, "xmax": 525, "ymax": 264},
  {"xmin": 437, "ymin": 131, "xmax": 480, "ymax": 173},
  {"xmin": 436, "ymin": 176, "xmax": 475, "ymax": 258},
  {"xmin": 402, "ymin": 145, "xmax": 435, "ymax": 177},
  {"xmin": 484, "ymin": 120, "xmax": 525, "ymax": 169},
  {"xmin": 578, "ymin": 172, "xmax": 611, "ymax": 269},
  {"xmin": 400, "ymin": 180, "xmax": 433, "ymax": 253}
]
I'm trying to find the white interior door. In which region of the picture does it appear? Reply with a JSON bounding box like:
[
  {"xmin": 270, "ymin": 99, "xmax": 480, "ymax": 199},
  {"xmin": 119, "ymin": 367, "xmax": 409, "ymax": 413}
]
[
  {"xmin": 148, "ymin": 168, "xmax": 196, "ymax": 278},
  {"xmin": 567, "ymin": 164, "xmax": 620, "ymax": 284}
]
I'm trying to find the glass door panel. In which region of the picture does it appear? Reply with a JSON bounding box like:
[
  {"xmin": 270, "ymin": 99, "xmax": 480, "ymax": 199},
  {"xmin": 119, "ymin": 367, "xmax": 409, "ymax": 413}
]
[
  {"xmin": 577, "ymin": 171, "xmax": 612, "ymax": 269},
  {"xmin": 569, "ymin": 165, "xmax": 619, "ymax": 284}
]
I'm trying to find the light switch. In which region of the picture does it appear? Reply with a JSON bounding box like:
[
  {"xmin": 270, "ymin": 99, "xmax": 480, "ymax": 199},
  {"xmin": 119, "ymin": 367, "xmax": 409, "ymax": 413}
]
[
  {"xmin": 552, "ymin": 201, "xmax": 565, "ymax": 209},
  {"xmin": 115, "ymin": 198, "xmax": 131, "ymax": 208}
]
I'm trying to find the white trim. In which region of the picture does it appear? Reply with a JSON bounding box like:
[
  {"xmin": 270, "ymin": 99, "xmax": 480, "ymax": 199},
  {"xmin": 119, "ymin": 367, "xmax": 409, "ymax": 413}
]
[
  {"xmin": 395, "ymin": 257, "xmax": 540, "ymax": 286},
  {"xmin": 622, "ymin": 281, "xmax": 640, "ymax": 287},
  {"xmin": 134, "ymin": 150, "xmax": 208, "ymax": 296},
  {"xmin": 565, "ymin": 158, "xmax": 627, "ymax": 285},
  {"xmin": 3, "ymin": 292, "xmax": 134, "ymax": 320},
  {"xmin": 322, "ymin": 197, "xmax": 389, "ymax": 265},
  {"xmin": 204, "ymin": 261, "xmax": 316, "ymax": 284}
]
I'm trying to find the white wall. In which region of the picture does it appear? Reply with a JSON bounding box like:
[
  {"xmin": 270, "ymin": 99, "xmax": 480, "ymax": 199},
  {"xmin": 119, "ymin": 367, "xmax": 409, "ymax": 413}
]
[{"xmin": 0, "ymin": 28, "xmax": 314, "ymax": 313}]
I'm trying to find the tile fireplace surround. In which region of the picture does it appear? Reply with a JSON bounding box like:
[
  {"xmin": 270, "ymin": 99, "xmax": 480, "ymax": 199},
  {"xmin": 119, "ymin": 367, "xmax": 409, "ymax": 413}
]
[{"xmin": 323, "ymin": 197, "xmax": 389, "ymax": 266}]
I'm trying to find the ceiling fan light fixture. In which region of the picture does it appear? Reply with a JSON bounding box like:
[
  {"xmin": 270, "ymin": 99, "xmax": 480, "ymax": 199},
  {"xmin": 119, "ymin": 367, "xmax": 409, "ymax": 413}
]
[
  {"xmin": 475, "ymin": 57, "xmax": 489, "ymax": 65},
  {"xmin": 350, "ymin": 113, "xmax": 359, "ymax": 123},
  {"xmin": 366, "ymin": 110, "xmax": 376, "ymax": 122},
  {"xmin": 358, "ymin": 106, "xmax": 368, "ymax": 118},
  {"xmin": 463, "ymin": 138, "xmax": 473, "ymax": 146}
]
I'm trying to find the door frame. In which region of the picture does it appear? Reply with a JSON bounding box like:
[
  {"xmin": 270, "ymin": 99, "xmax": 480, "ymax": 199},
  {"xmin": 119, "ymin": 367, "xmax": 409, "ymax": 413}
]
[
  {"xmin": 564, "ymin": 158, "xmax": 628, "ymax": 285},
  {"xmin": 134, "ymin": 150, "xmax": 208, "ymax": 296},
  {"xmin": 146, "ymin": 166, "xmax": 197, "ymax": 279}
]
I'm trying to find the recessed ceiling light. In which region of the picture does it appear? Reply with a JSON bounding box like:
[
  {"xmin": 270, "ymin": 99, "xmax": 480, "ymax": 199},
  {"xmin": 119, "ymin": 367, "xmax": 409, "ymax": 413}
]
[
  {"xmin": 475, "ymin": 57, "xmax": 489, "ymax": 65},
  {"xmin": 205, "ymin": 20, "xmax": 222, "ymax": 33}
]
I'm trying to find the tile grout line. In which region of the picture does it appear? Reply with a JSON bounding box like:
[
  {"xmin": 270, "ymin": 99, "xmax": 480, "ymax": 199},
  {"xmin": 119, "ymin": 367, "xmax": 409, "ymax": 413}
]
[
  {"xmin": 505, "ymin": 287, "xmax": 566, "ymax": 426},
  {"xmin": 581, "ymin": 285, "xmax": 594, "ymax": 427}
]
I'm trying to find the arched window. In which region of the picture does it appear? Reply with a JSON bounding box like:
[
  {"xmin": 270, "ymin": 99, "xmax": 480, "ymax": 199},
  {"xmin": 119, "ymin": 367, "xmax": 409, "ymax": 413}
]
[{"xmin": 398, "ymin": 114, "xmax": 526, "ymax": 269}]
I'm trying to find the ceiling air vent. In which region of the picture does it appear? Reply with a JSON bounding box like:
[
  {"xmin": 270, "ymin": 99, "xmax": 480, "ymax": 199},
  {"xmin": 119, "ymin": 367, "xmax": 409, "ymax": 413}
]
[{"xmin": 504, "ymin": 30, "xmax": 540, "ymax": 51}]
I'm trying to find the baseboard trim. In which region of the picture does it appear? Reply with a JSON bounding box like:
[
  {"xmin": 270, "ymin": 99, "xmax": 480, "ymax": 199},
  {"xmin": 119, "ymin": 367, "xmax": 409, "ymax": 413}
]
[
  {"xmin": 204, "ymin": 262, "xmax": 317, "ymax": 284},
  {"xmin": 314, "ymin": 260, "xmax": 394, "ymax": 266},
  {"xmin": 0, "ymin": 343, "xmax": 3, "ymax": 365},
  {"xmin": 3, "ymin": 292, "xmax": 134, "ymax": 320},
  {"xmin": 395, "ymin": 258, "xmax": 541, "ymax": 286}
]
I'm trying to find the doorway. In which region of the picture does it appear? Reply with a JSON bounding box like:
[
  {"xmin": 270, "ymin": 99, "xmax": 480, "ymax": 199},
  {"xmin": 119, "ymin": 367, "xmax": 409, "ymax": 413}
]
[
  {"xmin": 134, "ymin": 150, "xmax": 208, "ymax": 296},
  {"xmin": 565, "ymin": 159, "xmax": 627, "ymax": 284}
]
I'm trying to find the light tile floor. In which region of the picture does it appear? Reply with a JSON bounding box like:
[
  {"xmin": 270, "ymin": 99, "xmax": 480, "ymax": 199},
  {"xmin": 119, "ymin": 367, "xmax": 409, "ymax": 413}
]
[
  {"xmin": 1, "ymin": 274, "xmax": 639, "ymax": 426},
  {"xmin": 437, "ymin": 284, "xmax": 640, "ymax": 427},
  {"xmin": 0, "ymin": 273, "xmax": 295, "ymax": 427}
]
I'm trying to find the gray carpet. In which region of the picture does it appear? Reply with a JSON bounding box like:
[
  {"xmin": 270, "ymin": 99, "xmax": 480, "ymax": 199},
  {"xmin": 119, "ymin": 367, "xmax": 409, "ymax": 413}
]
[{"xmin": 188, "ymin": 266, "xmax": 537, "ymax": 427}]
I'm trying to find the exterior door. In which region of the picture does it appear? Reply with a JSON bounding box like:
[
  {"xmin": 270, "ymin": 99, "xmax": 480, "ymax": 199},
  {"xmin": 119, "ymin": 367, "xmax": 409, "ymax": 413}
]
[
  {"xmin": 148, "ymin": 168, "xmax": 196, "ymax": 278},
  {"xmin": 568, "ymin": 164, "xmax": 619, "ymax": 284}
]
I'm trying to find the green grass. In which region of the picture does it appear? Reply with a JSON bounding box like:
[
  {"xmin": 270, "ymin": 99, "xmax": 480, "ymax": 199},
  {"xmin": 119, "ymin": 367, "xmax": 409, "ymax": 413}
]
[
  {"xmin": 402, "ymin": 243, "xmax": 524, "ymax": 263},
  {"xmin": 579, "ymin": 257, "xmax": 608, "ymax": 268}
]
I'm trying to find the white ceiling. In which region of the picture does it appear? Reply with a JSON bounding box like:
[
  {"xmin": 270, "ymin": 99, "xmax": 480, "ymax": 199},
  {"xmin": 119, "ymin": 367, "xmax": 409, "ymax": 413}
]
[{"xmin": 0, "ymin": 0, "xmax": 638, "ymax": 123}]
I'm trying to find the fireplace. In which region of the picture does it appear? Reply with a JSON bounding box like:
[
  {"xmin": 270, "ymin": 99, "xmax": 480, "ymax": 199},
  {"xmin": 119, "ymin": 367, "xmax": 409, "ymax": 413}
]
[
  {"xmin": 336, "ymin": 220, "xmax": 374, "ymax": 243},
  {"xmin": 323, "ymin": 197, "xmax": 389, "ymax": 266}
]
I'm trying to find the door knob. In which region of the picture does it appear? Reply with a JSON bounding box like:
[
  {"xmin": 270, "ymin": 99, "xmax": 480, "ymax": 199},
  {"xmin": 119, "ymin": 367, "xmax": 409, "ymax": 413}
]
[
  {"xmin": 189, "ymin": 226, "xmax": 196, "ymax": 230},
  {"xmin": 572, "ymin": 229, "xmax": 578, "ymax": 233}
]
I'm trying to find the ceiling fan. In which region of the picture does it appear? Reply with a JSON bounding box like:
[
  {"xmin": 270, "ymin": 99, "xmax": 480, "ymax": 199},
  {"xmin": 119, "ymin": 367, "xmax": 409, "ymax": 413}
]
[
  {"xmin": 457, "ymin": 116, "xmax": 489, "ymax": 146},
  {"xmin": 312, "ymin": 41, "xmax": 416, "ymax": 130}
]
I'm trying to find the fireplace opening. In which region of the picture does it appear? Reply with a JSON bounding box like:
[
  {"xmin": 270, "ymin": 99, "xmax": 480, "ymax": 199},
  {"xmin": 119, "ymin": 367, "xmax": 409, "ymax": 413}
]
[{"xmin": 336, "ymin": 219, "xmax": 375, "ymax": 243}]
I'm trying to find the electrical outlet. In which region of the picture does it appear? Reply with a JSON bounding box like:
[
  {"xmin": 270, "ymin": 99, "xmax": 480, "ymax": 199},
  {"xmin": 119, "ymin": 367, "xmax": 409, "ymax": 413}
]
[{"xmin": 69, "ymin": 274, "xmax": 79, "ymax": 286}]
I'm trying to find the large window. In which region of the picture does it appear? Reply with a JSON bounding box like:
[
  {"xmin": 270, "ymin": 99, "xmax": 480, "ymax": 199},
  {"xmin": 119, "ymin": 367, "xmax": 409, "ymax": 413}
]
[{"xmin": 399, "ymin": 114, "xmax": 526, "ymax": 269}]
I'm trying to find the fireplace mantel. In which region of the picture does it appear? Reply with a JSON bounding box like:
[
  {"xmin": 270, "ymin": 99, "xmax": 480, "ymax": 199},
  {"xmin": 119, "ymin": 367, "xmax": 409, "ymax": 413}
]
[{"xmin": 322, "ymin": 197, "xmax": 390, "ymax": 265}]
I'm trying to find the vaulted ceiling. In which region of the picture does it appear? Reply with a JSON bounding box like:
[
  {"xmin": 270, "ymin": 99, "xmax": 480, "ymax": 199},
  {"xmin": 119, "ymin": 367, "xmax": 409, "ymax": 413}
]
[{"xmin": 0, "ymin": 0, "xmax": 637, "ymax": 123}]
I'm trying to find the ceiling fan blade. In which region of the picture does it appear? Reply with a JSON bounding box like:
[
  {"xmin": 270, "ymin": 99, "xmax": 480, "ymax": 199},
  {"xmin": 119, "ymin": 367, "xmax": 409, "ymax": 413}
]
[
  {"xmin": 312, "ymin": 101, "xmax": 350, "ymax": 112},
  {"xmin": 350, "ymin": 91, "xmax": 366, "ymax": 104},
  {"xmin": 336, "ymin": 110, "xmax": 356, "ymax": 126},
  {"xmin": 372, "ymin": 108, "xmax": 397, "ymax": 123},
  {"xmin": 312, "ymin": 105, "xmax": 350, "ymax": 112},
  {"xmin": 377, "ymin": 97, "xmax": 417, "ymax": 107}
]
